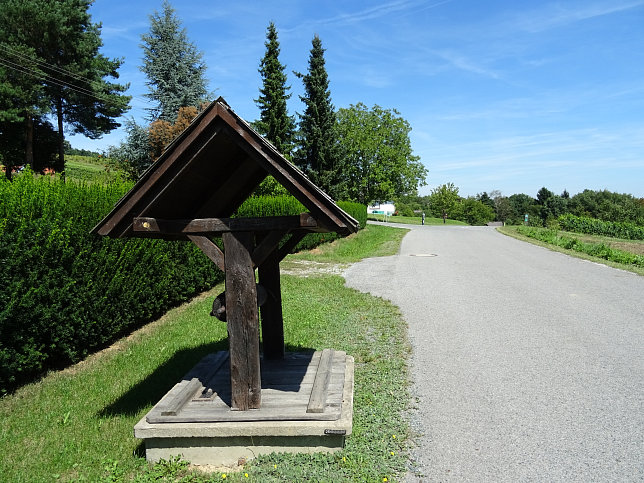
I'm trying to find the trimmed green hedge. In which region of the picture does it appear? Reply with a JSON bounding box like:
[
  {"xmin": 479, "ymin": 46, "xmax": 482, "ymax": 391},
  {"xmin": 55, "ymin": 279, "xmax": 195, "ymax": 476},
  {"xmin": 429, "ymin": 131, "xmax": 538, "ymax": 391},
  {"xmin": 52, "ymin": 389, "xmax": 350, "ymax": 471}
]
[
  {"xmin": 0, "ymin": 176, "xmax": 366, "ymax": 393},
  {"xmin": 236, "ymin": 196, "xmax": 367, "ymax": 250},
  {"xmin": 558, "ymin": 214, "xmax": 644, "ymax": 240},
  {"xmin": 0, "ymin": 173, "xmax": 222, "ymax": 393}
]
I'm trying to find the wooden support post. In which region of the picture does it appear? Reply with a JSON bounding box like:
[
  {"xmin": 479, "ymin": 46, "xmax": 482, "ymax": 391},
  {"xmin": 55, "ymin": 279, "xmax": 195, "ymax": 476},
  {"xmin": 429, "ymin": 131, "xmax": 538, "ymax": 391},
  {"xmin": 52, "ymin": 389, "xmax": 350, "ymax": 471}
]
[
  {"xmin": 222, "ymin": 231, "xmax": 261, "ymax": 410},
  {"xmin": 259, "ymin": 249, "xmax": 285, "ymax": 360}
]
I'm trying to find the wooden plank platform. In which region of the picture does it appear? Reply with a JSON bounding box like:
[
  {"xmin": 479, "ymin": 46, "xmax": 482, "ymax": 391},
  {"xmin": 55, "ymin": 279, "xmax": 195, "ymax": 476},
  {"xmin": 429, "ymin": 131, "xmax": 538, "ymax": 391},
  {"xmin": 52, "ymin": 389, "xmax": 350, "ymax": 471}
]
[{"xmin": 146, "ymin": 350, "xmax": 347, "ymax": 423}]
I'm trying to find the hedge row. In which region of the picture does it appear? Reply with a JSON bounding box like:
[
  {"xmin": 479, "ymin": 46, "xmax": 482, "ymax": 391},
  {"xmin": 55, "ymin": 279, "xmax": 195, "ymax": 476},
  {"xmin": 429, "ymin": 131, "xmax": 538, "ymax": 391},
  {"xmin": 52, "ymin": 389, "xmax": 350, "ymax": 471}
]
[
  {"xmin": 0, "ymin": 174, "xmax": 366, "ymax": 393},
  {"xmin": 236, "ymin": 196, "xmax": 367, "ymax": 250},
  {"xmin": 516, "ymin": 226, "xmax": 644, "ymax": 268},
  {"xmin": 0, "ymin": 173, "xmax": 223, "ymax": 393},
  {"xmin": 558, "ymin": 214, "xmax": 644, "ymax": 241}
]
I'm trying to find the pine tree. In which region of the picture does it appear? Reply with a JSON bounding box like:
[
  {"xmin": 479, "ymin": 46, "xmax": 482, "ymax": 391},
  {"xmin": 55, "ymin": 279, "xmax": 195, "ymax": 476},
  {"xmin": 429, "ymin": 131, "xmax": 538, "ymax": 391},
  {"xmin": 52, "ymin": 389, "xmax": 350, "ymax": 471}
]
[
  {"xmin": 294, "ymin": 35, "xmax": 345, "ymax": 199},
  {"xmin": 140, "ymin": 0, "xmax": 210, "ymax": 122},
  {"xmin": 0, "ymin": 0, "xmax": 130, "ymax": 173},
  {"xmin": 254, "ymin": 22, "xmax": 295, "ymax": 158}
]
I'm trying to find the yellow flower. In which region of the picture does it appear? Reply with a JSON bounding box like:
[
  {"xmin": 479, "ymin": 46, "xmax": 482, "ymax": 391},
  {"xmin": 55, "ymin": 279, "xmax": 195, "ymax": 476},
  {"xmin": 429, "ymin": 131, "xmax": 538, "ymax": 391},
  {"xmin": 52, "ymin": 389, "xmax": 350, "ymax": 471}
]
[
  {"xmin": 390, "ymin": 451, "xmax": 395, "ymax": 456},
  {"xmin": 392, "ymin": 434, "xmax": 396, "ymax": 439},
  {"xmin": 273, "ymin": 464, "xmax": 277, "ymax": 469},
  {"xmin": 244, "ymin": 473, "xmax": 249, "ymax": 478},
  {"xmin": 221, "ymin": 475, "xmax": 227, "ymax": 480},
  {"xmin": 383, "ymin": 478, "xmax": 388, "ymax": 482}
]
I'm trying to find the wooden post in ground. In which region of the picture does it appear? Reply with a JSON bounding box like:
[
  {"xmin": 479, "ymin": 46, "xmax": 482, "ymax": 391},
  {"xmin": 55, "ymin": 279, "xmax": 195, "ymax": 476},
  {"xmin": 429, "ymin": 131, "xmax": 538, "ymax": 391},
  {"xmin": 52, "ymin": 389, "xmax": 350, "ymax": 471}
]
[
  {"xmin": 259, "ymin": 250, "xmax": 285, "ymax": 360},
  {"xmin": 222, "ymin": 231, "xmax": 261, "ymax": 410}
]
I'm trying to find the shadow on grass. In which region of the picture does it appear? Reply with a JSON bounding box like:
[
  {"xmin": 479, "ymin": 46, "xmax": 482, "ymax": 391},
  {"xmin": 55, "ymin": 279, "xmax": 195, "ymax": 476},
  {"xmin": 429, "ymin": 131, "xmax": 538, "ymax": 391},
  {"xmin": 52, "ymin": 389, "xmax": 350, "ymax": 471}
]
[
  {"xmin": 98, "ymin": 340, "xmax": 317, "ymax": 418},
  {"xmin": 98, "ymin": 339, "xmax": 229, "ymax": 418}
]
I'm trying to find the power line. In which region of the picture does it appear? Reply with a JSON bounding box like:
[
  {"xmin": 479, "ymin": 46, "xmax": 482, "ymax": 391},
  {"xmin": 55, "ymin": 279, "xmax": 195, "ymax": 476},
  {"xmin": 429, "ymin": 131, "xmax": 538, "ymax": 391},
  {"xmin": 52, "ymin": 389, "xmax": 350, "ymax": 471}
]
[
  {"xmin": 0, "ymin": 55, "xmax": 116, "ymax": 105},
  {"xmin": 0, "ymin": 44, "xmax": 151, "ymax": 107}
]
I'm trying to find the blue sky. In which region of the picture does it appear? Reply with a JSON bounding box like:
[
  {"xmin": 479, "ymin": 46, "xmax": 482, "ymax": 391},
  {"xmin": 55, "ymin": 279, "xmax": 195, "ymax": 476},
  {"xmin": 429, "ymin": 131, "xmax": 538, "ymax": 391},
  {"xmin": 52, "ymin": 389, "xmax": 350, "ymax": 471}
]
[{"xmin": 71, "ymin": 0, "xmax": 644, "ymax": 198}]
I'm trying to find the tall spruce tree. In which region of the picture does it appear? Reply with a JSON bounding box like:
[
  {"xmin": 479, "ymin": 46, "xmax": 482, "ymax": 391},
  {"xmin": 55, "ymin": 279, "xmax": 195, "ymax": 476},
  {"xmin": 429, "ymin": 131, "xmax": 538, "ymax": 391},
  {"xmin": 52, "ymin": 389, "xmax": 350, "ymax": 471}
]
[
  {"xmin": 254, "ymin": 22, "xmax": 295, "ymax": 158},
  {"xmin": 140, "ymin": 0, "xmax": 210, "ymax": 122},
  {"xmin": 294, "ymin": 35, "xmax": 344, "ymax": 199},
  {"xmin": 0, "ymin": 0, "xmax": 130, "ymax": 173}
]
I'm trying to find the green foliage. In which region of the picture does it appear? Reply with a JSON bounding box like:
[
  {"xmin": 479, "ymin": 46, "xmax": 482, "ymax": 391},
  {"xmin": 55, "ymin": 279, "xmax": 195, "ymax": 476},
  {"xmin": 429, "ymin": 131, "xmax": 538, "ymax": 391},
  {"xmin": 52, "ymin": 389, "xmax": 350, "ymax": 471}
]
[
  {"xmin": 236, "ymin": 195, "xmax": 367, "ymax": 250},
  {"xmin": 140, "ymin": 0, "xmax": 210, "ymax": 122},
  {"xmin": 108, "ymin": 119, "xmax": 153, "ymax": 180},
  {"xmin": 428, "ymin": 182, "xmax": 459, "ymax": 220},
  {"xmin": 254, "ymin": 22, "xmax": 296, "ymax": 158},
  {"xmin": 460, "ymin": 197, "xmax": 495, "ymax": 225},
  {"xmin": 0, "ymin": 171, "xmax": 222, "ymax": 393},
  {"xmin": 336, "ymin": 103, "xmax": 427, "ymax": 205},
  {"xmin": 558, "ymin": 214, "xmax": 644, "ymax": 240},
  {"xmin": 568, "ymin": 189, "xmax": 644, "ymax": 225},
  {"xmin": 515, "ymin": 225, "xmax": 644, "ymax": 268},
  {"xmin": 293, "ymin": 35, "xmax": 345, "ymax": 200}
]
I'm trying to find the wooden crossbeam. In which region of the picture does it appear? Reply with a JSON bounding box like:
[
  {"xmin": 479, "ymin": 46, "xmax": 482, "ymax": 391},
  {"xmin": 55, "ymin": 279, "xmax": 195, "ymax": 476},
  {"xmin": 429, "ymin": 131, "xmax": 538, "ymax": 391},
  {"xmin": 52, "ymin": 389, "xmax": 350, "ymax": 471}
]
[
  {"xmin": 133, "ymin": 214, "xmax": 318, "ymax": 234},
  {"xmin": 187, "ymin": 235, "xmax": 225, "ymax": 272}
]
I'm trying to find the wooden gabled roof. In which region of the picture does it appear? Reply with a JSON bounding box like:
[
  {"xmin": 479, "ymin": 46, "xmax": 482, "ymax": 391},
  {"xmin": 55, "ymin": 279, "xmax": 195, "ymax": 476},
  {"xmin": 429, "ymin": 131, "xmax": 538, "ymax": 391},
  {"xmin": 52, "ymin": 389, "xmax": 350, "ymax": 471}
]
[{"xmin": 92, "ymin": 97, "xmax": 359, "ymax": 238}]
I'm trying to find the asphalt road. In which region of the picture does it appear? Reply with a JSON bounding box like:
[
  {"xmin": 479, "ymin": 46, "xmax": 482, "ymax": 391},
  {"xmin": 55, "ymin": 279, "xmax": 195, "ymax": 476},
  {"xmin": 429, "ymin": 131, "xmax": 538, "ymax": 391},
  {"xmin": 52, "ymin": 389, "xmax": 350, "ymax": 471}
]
[{"xmin": 343, "ymin": 223, "xmax": 644, "ymax": 482}]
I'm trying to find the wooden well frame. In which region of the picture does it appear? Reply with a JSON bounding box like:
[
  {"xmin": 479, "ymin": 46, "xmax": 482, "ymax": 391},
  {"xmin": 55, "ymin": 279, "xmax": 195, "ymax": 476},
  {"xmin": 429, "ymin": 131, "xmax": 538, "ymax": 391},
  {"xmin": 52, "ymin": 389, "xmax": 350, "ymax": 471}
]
[{"xmin": 93, "ymin": 98, "xmax": 359, "ymax": 412}]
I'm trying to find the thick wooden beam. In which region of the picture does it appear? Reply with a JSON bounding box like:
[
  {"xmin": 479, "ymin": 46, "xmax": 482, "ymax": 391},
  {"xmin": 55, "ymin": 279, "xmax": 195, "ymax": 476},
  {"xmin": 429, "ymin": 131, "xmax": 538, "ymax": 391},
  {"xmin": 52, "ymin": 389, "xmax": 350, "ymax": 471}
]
[
  {"xmin": 133, "ymin": 214, "xmax": 318, "ymax": 234},
  {"xmin": 258, "ymin": 249, "xmax": 285, "ymax": 360},
  {"xmin": 222, "ymin": 231, "xmax": 261, "ymax": 410},
  {"xmin": 187, "ymin": 235, "xmax": 225, "ymax": 272}
]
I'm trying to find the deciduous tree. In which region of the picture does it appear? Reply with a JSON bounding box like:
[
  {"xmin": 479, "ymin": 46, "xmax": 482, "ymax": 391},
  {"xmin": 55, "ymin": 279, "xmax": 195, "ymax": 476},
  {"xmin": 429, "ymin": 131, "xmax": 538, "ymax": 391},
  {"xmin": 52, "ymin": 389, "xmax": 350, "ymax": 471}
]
[
  {"xmin": 336, "ymin": 103, "xmax": 426, "ymax": 205},
  {"xmin": 429, "ymin": 182, "xmax": 459, "ymax": 222}
]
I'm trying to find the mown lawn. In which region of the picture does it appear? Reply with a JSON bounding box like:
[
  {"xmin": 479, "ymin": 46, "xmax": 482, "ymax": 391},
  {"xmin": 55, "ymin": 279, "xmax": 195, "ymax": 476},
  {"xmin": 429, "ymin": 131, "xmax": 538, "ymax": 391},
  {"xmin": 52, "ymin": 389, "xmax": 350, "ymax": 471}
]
[{"xmin": 0, "ymin": 224, "xmax": 412, "ymax": 482}]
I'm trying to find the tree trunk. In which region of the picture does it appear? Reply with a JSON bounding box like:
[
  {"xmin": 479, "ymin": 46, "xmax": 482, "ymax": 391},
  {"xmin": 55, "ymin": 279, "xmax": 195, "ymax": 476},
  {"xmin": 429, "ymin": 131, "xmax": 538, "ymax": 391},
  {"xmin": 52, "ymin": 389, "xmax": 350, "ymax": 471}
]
[
  {"xmin": 25, "ymin": 113, "xmax": 34, "ymax": 172},
  {"xmin": 56, "ymin": 97, "xmax": 65, "ymax": 179}
]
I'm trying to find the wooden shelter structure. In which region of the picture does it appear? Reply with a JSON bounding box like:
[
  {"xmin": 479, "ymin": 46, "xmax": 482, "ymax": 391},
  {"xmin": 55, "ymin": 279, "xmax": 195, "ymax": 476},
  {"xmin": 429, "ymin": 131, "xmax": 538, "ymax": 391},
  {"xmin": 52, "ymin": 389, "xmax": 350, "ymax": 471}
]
[{"xmin": 93, "ymin": 97, "xmax": 359, "ymax": 413}]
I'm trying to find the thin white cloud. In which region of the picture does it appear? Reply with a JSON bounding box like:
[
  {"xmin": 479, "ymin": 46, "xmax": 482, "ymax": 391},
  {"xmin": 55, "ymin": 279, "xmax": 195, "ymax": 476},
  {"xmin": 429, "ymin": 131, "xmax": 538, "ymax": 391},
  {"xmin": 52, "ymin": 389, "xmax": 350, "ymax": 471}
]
[
  {"xmin": 432, "ymin": 49, "xmax": 501, "ymax": 79},
  {"xmin": 513, "ymin": 1, "xmax": 644, "ymax": 33}
]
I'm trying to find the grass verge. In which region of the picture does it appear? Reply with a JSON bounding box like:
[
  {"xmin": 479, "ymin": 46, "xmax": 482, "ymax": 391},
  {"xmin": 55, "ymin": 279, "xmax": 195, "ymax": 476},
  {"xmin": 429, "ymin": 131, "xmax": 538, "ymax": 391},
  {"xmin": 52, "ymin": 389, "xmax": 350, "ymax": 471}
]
[
  {"xmin": 499, "ymin": 225, "xmax": 644, "ymax": 276},
  {"xmin": 0, "ymin": 225, "xmax": 411, "ymax": 482}
]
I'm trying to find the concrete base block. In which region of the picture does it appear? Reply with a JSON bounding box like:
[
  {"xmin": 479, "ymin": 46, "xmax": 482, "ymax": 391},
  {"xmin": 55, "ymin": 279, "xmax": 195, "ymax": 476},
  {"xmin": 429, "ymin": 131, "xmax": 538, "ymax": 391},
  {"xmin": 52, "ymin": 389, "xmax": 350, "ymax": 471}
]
[
  {"xmin": 134, "ymin": 354, "xmax": 354, "ymax": 466},
  {"xmin": 143, "ymin": 434, "xmax": 345, "ymax": 466}
]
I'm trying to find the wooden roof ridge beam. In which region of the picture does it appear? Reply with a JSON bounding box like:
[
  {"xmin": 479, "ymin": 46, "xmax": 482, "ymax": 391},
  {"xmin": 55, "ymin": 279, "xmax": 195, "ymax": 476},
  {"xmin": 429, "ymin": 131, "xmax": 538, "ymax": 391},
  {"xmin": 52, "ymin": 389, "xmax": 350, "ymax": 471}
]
[{"xmin": 133, "ymin": 213, "xmax": 319, "ymax": 235}]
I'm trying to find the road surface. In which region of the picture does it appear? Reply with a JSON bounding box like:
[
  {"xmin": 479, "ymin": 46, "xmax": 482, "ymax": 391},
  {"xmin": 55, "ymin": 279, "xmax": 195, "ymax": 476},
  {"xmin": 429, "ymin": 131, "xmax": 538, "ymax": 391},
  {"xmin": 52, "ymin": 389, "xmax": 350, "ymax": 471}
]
[{"xmin": 344, "ymin": 224, "xmax": 644, "ymax": 482}]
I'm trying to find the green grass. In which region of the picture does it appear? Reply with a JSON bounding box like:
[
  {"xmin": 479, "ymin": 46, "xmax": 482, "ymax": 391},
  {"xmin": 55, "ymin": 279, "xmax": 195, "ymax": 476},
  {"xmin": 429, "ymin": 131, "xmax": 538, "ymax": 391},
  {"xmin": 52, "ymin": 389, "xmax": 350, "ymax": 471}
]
[
  {"xmin": 65, "ymin": 154, "xmax": 121, "ymax": 183},
  {"xmin": 290, "ymin": 224, "xmax": 408, "ymax": 263},
  {"xmin": 368, "ymin": 214, "xmax": 468, "ymax": 226},
  {"xmin": 0, "ymin": 225, "xmax": 411, "ymax": 482},
  {"xmin": 499, "ymin": 225, "xmax": 644, "ymax": 276}
]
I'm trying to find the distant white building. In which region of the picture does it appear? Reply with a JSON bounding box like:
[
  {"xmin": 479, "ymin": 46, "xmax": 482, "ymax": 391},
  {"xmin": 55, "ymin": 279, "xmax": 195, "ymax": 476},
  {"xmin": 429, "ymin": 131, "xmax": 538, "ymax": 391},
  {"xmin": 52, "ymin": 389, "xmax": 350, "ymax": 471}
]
[{"xmin": 367, "ymin": 201, "xmax": 396, "ymax": 216}]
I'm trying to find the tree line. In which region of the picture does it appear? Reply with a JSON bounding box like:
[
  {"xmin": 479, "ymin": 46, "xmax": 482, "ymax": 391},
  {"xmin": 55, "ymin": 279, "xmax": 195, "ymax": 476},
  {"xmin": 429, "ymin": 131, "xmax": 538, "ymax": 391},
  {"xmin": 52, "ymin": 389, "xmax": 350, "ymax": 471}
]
[
  {"xmin": 394, "ymin": 184, "xmax": 644, "ymax": 226},
  {"xmin": 2, "ymin": 0, "xmax": 428, "ymax": 205},
  {"xmin": 109, "ymin": 8, "xmax": 427, "ymax": 204}
]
